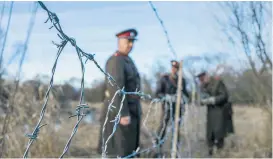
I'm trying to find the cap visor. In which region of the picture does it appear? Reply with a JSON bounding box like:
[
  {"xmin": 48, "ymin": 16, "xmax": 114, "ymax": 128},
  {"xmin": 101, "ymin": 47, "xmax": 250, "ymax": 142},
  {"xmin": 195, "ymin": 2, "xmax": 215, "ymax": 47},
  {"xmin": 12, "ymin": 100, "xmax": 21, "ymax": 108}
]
[
  {"xmin": 196, "ymin": 73, "xmax": 206, "ymax": 77},
  {"xmin": 128, "ymin": 37, "xmax": 137, "ymax": 40},
  {"xmin": 118, "ymin": 36, "xmax": 137, "ymax": 40}
]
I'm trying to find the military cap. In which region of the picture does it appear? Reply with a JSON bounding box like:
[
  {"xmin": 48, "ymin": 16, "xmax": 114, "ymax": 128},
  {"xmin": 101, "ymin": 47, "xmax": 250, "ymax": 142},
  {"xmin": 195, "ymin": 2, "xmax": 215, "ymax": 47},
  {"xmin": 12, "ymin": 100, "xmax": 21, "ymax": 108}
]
[
  {"xmin": 116, "ymin": 28, "xmax": 138, "ymax": 40},
  {"xmin": 171, "ymin": 60, "xmax": 179, "ymax": 69},
  {"xmin": 195, "ymin": 70, "xmax": 207, "ymax": 77}
]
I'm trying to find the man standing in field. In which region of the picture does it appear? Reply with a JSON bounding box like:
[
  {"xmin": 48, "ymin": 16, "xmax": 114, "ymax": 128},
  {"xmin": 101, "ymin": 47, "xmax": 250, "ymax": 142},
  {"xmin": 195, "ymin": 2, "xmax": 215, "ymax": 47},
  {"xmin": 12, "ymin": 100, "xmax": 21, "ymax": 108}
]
[
  {"xmin": 196, "ymin": 70, "xmax": 234, "ymax": 156},
  {"xmin": 97, "ymin": 28, "xmax": 142, "ymax": 158},
  {"xmin": 154, "ymin": 60, "xmax": 190, "ymax": 157}
]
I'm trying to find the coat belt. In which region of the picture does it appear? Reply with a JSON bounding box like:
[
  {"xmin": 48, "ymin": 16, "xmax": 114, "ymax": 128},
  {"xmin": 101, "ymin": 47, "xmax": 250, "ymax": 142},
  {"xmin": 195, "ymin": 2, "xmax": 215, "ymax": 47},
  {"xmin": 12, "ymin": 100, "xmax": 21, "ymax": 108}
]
[
  {"xmin": 105, "ymin": 90, "xmax": 140, "ymax": 99},
  {"xmin": 127, "ymin": 94, "xmax": 140, "ymax": 99}
]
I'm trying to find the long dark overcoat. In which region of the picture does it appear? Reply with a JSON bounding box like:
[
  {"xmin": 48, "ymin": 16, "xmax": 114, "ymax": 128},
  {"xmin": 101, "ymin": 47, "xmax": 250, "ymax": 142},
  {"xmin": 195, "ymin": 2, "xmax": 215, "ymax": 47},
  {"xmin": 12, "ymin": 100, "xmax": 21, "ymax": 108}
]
[
  {"xmin": 201, "ymin": 77, "xmax": 233, "ymax": 141},
  {"xmin": 223, "ymin": 101, "xmax": 234, "ymax": 136},
  {"xmin": 97, "ymin": 52, "xmax": 142, "ymax": 158}
]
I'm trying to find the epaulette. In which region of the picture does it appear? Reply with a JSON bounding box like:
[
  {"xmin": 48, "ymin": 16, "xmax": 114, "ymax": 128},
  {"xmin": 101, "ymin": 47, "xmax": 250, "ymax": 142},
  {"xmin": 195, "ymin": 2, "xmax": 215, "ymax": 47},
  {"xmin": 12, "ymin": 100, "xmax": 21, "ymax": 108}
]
[
  {"xmin": 113, "ymin": 52, "xmax": 120, "ymax": 57},
  {"xmin": 113, "ymin": 52, "xmax": 127, "ymax": 57},
  {"xmin": 214, "ymin": 75, "xmax": 221, "ymax": 81}
]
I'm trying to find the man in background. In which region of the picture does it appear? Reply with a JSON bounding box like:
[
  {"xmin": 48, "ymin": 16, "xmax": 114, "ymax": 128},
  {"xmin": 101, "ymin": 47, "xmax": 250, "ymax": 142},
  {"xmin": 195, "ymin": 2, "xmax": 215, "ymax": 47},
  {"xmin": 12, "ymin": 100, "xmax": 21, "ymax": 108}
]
[
  {"xmin": 196, "ymin": 70, "xmax": 233, "ymax": 156},
  {"xmin": 154, "ymin": 60, "xmax": 190, "ymax": 157}
]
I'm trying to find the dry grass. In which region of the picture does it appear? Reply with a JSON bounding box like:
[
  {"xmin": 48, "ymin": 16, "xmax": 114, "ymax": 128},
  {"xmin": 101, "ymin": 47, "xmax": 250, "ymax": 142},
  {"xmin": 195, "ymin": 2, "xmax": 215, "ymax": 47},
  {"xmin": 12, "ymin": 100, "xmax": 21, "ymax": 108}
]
[{"xmin": 0, "ymin": 92, "xmax": 272, "ymax": 158}]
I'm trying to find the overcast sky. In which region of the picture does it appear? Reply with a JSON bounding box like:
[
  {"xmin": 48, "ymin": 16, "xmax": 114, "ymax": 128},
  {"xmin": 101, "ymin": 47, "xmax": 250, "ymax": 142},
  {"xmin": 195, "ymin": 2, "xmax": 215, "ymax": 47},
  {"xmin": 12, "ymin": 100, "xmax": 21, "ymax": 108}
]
[{"xmin": 0, "ymin": 1, "xmax": 270, "ymax": 87}]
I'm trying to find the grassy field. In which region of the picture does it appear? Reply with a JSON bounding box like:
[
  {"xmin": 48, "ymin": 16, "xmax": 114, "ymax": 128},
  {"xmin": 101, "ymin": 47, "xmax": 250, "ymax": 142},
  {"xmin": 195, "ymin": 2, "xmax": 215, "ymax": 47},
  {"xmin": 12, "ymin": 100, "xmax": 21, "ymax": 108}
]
[{"xmin": 0, "ymin": 98, "xmax": 272, "ymax": 158}]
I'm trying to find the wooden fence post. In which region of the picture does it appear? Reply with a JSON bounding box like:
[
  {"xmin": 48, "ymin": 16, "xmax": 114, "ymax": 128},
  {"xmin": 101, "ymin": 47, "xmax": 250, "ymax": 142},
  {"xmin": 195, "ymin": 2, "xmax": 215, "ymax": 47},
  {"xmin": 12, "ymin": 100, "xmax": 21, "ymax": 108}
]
[{"xmin": 171, "ymin": 60, "xmax": 183, "ymax": 158}]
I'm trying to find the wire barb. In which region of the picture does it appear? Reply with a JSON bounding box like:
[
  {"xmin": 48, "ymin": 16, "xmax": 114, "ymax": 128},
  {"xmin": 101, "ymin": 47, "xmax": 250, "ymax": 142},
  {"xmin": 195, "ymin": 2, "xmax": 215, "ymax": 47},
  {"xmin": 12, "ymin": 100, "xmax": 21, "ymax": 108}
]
[
  {"xmin": 148, "ymin": 1, "xmax": 177, "ymax": 59},
  {"xmin": 26, "ymin": 124, "xmax": 47, "ymax": 140}
]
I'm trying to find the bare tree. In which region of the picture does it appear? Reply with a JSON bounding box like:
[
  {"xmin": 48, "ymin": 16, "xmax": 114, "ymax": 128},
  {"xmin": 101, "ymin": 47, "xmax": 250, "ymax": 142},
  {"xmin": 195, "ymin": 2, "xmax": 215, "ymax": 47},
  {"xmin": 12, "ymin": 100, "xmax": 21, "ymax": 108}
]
[
  {"xmin": 214, "ymin": 1, "xmax": 272, "ymax": 105},
  {"xmin": 217, "ymin": 2, "xmax": 272, "ymax": 74}
]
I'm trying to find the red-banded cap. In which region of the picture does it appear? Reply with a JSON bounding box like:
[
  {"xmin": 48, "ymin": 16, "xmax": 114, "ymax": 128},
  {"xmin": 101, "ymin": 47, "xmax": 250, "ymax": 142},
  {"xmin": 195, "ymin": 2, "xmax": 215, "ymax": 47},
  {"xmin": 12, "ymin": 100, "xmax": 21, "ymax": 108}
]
[{"xmin": 116, "ymin": 28, "xmax": 138, "ymax": 40}]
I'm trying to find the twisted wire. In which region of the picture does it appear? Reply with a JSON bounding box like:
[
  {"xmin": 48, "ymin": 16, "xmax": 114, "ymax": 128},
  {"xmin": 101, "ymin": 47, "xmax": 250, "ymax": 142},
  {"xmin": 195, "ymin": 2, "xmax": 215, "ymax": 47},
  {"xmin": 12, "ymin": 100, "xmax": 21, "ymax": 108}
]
[{"xmin": 148, "ymin": 1, "xmax": 177, "ymax": 59}]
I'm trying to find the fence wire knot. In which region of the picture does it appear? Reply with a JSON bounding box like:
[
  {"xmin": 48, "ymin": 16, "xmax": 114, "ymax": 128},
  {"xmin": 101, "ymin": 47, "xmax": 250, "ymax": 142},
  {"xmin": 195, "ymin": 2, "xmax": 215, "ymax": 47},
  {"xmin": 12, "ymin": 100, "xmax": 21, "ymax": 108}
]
[
  {"xmin": 69, "ymin": 104, "xmax": 89, "ymax": 118},
  {"xmin": 48, "ymin": 13, "xmax": 59, "ymax": 29},
  {"xmin": 69, "ymin": 37, "xmax": 76, "ymax": 47},
  {"xmin": 85, "ymin": 53, "xmax": 95, "ymax": 61},
  {"xmin": 108, "ymin": 104, "xmax": 116, "ymax": 113},
  {"xmin": 26, "ymin": 124, "xmax": 47, "ymax": 140}
]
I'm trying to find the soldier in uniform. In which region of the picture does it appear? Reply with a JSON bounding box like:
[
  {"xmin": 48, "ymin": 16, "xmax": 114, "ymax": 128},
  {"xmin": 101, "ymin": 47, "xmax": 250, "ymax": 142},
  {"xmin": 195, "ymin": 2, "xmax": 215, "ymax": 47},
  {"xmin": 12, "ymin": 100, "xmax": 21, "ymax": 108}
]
[
  {"xmin": 196, "ymin": 70, "xmax": 233, "ymax": 156},
  {"xmin": 97, "ymin": 28, "xmax": 141, "ymax": 158},
  {"xmin": 154, "ymin": 60, "xmax": 190, "ymax": 156}
]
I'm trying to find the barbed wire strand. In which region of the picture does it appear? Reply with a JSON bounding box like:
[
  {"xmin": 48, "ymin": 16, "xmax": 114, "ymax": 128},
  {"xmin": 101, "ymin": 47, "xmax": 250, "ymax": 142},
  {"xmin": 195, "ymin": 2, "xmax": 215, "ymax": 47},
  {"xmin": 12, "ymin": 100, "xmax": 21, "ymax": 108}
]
[
  {"xmin": 143, "ymin": 98, "xmax": 173, "ymax": 156},
  {"xmin": 102, "ymin": 89, "xmax": 126, "ymax": 157},
  {"xmin": 0, "ymin": 1, "xmax": 13, "ymax": 74},
  {"xmin": 23, "ymin": 39, "xmax": 67, "ymax": 158},
  {"xmin": 148, "ymin": 1, "xmax": 177, "ymax": 59},
  {"xmin": 59, "ymin": 42, "xmax": 89, "ymax": 158},
  {"xmin": 0, "ymin": 2, "xmax": 38, "ymax": 158},
  {"xmin": 142, "ymin": 98, "xmax": 161, "ymax": 144},
  {"xmin": 101, "ymin": 90, "xmax": 120, "ymax": 157}
]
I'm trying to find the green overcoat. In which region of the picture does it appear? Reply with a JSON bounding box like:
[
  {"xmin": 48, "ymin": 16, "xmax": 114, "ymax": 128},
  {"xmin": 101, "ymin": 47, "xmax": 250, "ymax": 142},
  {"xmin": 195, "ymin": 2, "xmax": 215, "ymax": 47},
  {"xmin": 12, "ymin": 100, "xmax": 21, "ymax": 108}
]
[
  {"xmin": 201, "ymin": 77, "xmax": 233, "ymax": 140},
  {"xmin": 97, "ymin": 52, "xmax": 142, "ymax": 158}
]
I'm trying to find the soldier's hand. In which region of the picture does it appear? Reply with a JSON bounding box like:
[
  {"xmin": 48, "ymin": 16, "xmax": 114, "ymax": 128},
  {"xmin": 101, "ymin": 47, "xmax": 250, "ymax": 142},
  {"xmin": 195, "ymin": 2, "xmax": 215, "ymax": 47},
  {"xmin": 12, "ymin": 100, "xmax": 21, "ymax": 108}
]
[
  {"xmin": 165, "ymin": 94, "xmax": 173, "ymax": 102},
  {"xmin": 201, "ymin": 97, "xmax": 215, "ymax": 105},
  {"xmin": 120, "ymin": 116, "xmax": 131, "ymax": 126}
]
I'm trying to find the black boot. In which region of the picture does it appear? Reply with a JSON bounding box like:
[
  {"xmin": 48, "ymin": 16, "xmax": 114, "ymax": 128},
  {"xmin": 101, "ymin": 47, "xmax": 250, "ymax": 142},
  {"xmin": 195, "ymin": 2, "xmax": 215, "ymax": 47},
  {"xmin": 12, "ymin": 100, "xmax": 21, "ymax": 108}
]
[
  {"xmin": 216, "ymin": 138, "xmax": 224, "ymax": 149},
  {"xmin": 208, "ymin": 148, "xmax": 213, "ymax": 156}
]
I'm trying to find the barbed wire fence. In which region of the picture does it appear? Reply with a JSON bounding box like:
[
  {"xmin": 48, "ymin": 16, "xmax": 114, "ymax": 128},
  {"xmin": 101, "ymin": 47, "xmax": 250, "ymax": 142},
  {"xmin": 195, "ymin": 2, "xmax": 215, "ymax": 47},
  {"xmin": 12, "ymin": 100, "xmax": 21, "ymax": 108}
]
[
  {"xmin": 0, "ymin": 1, "xmax": 190, "ymax": 158},
  {"xmin": 21, "ymin": 1, "xmax": 177, "ymax": 158},
  {"xmin": 1, "ymin": 1, "xmax": 270, "ymax": 158}
]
